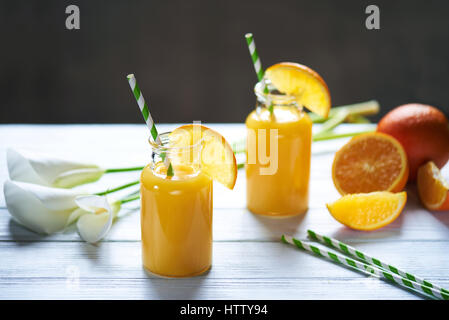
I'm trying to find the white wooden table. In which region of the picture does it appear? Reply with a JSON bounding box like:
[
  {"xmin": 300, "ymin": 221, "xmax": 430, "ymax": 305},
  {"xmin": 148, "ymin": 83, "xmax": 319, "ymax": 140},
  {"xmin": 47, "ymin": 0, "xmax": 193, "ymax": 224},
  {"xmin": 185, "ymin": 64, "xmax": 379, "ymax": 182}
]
[{"xmin": 0, "ymin": 123, "xmax": 448, "ymax": 300}]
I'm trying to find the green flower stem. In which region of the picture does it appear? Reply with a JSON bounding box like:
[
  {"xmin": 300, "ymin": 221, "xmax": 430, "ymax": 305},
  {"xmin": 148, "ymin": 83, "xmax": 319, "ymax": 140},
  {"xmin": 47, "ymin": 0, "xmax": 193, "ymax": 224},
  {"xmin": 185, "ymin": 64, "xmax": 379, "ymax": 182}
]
[
  {"xmin": 104, "ymin": 166, "xmax": 144, "ymax": 173},
  {"xmin": 232, "ymin": 140, "xmax": 246, "ymax": 154},
  {"xmin": 346, "ymin": 114, "xmax": 371, "ymax": 124},
  {"xmin": 312, "ymin": 129, "xmax": 375, "ymax": 142},
  {"xmin": 309, "ymin": 100, "xmax": 379, "ymax": 123},
  {"xmin": 122, "ymin": 189, "xmax": 140, "ymax": 199},
  {"xmin": 231, "ymin": 100, "xmax": 379, "ymax": 155},
  {"xmin": 314, "ymin": 110, "xmax": 349, "ymax": 136},
  {"xmin": 95, "ymin": 180, "xmax": 140, "ymax": 196},
  {"xmin": 120, "ymin": 194, "xmax": 140, "ymax": 204},
  {"xmin": 232, "ymin": 127, "xmax": 376, "ymax": 155}
]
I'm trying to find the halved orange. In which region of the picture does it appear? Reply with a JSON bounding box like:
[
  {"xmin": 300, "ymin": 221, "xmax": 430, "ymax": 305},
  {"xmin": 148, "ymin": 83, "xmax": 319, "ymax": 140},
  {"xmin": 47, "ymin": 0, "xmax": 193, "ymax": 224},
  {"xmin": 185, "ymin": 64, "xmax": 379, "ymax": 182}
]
[
  {"xmin": 327, "ymin": 191, "xmax": 407, "ymax": 230},
  {"xmin": 332, "ymin": 132, "xmax": 409, "ymax": 195},
  {"xmin": 170, "ymin": 124, "xmax": 237, "ymax": 189},
  {"xmin": 265, "ymin": 62, "xmax": 331, "ymax": 118},
  {"xmin": 417, "ymin": 161, "xmax": 449, "ymax": 211}
]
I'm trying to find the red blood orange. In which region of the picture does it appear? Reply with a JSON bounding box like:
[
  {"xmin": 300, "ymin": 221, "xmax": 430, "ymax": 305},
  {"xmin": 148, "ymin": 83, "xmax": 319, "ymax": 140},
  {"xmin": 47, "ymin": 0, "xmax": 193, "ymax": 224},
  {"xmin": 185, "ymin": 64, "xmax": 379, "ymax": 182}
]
[{"xmin": 377, "ymin": 103, "xmax": 449, "ymax": 181}]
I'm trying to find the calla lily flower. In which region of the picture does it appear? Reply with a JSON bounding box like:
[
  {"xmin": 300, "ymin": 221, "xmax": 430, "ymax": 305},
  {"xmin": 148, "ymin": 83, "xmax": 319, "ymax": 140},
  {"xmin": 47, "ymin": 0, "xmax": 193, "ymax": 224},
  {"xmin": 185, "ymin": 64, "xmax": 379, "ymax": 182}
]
[
  {"xmin": 7, "ymin": 148, "xmax": 105, "ymax": 188},
  {"xmin": 3, "ymin": 181, "xmax": 121, "ymax": 243},
  {"xmin": 3, "ymin": 180, "xmax": 83, "ymax": 234},
  {"xmin": 75, "ymin": 195, "xmax": 121, "ymax": 244}
]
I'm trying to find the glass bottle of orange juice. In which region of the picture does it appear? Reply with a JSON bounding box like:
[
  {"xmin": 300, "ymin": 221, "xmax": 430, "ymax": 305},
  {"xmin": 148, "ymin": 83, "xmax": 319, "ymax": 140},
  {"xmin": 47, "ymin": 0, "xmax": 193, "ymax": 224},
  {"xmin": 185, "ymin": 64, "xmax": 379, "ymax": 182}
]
[
  {"xmin": 140, "ymin": 132, "xmax": 213, "ymax": 277},
  {"xmin": 246, "ymin": 80, "xmax": 313, "ymax": 217}
]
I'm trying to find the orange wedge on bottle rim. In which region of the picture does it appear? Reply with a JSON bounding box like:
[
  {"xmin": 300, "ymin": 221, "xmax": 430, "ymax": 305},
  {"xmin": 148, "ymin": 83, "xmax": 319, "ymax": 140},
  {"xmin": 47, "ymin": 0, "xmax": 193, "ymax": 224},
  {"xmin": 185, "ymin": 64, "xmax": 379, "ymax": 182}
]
[
  {"xmin": 327, "ymin": 191, "xmax": 407, "ymax": 231},
  {"xmin": 332, "ymin": 132, "xmax": 409, "ymax": 195},
  {"xmin": 417, "ymin": 161, "xmax": 449, "ymax": 211},
  {"xmin": 169, "ymin": 124, "xmax": 237, "ymax": 189},
  {"xmin": 265, "ymin": 62, "xmax": 331, "ymax": 118}
]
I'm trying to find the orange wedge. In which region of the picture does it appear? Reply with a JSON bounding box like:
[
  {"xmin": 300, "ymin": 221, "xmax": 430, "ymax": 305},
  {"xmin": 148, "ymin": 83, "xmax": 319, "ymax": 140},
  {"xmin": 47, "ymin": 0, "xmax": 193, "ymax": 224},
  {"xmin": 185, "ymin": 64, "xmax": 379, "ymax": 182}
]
[
  {"xmin": 265, "ymin": 62, "xmax": 331, "ymax": 118},
  {"xmin": 170, "ymin": 124, "xmax": 237, "ymax": 189},
  {"xmin": 332, "ymin": 132, "xmax": 409, "ymax": 195},
  {"xmin": 417, "ymin": 161, "xmax": 449, "ymax": 211},
  {"xmin": 327, "ymin": 191, "xmax": 407, "ymax": 230}
]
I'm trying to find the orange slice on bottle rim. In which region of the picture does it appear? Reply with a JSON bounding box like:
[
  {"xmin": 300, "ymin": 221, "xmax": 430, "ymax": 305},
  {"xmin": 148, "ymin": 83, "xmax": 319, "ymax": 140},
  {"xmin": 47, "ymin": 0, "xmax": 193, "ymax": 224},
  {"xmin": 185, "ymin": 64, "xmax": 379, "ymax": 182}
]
[
  {"xmin": 332, "ymin": 132, "xmax": 409, "ymax": 195},
  {"xmin": 417, "ymin": 161, "xmax": 449, "ymax": 211},
  {"xmin": 265, "ymin": 62, "xmax": 331, "ymax": 118},
  {"xmin": 169, "ymin": 124, "xmax": 237, "ymax": 189},
  {"xmin": 327, "ymin": 191, "xmax": 407, "ymax": 231}
]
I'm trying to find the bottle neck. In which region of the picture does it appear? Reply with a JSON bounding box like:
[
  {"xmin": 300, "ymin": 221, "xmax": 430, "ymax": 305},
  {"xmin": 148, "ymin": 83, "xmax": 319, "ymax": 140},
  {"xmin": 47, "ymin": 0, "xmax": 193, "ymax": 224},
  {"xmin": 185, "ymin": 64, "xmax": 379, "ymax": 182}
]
[
  {"xmin": 254, "ymin": 80, "xmax": 302, "ymax": 111},
  {"xmin": 149, "ymin": 132, "xmax": 202, "ymax": 178}
]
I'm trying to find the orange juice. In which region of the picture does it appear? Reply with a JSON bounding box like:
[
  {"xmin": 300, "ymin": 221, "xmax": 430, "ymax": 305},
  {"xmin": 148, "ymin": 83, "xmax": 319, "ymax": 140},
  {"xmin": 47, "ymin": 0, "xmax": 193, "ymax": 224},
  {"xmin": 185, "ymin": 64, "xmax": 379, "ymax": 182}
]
[
  {"xmin": 246, "ymin": 82, "xmax": 312, "ymax": 216},
  {"xmin": 140, "ymin": 134, "xmax": 213, "ymax": 278}
]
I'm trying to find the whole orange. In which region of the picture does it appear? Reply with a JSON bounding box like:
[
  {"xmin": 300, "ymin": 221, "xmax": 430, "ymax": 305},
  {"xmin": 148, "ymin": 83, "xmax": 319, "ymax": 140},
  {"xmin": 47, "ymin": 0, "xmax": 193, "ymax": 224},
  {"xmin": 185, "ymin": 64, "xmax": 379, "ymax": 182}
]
[{"xmin": 377, "ymin": 104, "xmax": 449, "ymax": 181}]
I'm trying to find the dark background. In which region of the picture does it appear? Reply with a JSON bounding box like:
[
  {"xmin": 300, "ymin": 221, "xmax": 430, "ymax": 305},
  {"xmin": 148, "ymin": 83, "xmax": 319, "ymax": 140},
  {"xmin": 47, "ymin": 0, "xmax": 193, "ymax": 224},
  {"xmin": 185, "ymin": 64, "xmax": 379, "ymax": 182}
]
[{"xmin": 0, "ymin": 0, "xmax": 448, "ymax": 124}]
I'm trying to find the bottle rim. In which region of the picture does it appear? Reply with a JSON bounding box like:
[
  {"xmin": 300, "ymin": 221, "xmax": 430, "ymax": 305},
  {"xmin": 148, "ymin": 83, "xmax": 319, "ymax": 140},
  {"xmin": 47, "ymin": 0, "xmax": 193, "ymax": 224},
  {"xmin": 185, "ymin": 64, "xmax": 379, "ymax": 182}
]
[
  {"xmin": 254, "ymin": 80, "xmax": 299, "ymax": 106},
  {"xmin": 148, "ymin": 131, "xmax": 203, "ymax": 154}
]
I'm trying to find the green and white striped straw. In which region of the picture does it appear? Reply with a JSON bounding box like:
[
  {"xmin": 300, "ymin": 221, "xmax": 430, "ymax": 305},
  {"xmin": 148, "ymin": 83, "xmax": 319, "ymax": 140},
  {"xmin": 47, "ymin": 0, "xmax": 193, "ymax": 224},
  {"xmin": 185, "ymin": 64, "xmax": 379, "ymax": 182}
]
[
  {"xmin": 307, "ymin": 229, "xmax": 449, "ymax": 298},
  {"xmin": 126, "ymin": 74, "xmax": 174, "ymax": 177},
  {"xmin": 245, "ymin": 33, "xmax": 273, "ymax": 113},
  {"xmin": 282, "ymin": 235, "xmax": 447, "ymax": 300},
  {"xmin": 245, "ymin": 33, "xmax": 264, "ymax": 83}
]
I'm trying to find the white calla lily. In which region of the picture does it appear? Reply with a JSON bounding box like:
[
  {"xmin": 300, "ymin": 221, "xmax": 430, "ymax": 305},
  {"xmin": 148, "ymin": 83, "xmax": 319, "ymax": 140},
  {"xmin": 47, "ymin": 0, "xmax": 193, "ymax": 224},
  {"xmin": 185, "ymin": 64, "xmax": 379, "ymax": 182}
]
[
  {"xmin": 67, "ymin": 207, "xmax": 89, "ymax": 226},
  {"xmin": 7, "ymin": 148, "xmax": 105, "ymax": 188},
  {"xmin": 3, "ymin": 181, "xmax": 124, "ymax": 242},
  {"xmin": 3, "ymin": 180, "xmax": 84, "ymax": 234},
  {"xmin": 75, "ymin": 195, "xmax": 121, "ymax": 244}
]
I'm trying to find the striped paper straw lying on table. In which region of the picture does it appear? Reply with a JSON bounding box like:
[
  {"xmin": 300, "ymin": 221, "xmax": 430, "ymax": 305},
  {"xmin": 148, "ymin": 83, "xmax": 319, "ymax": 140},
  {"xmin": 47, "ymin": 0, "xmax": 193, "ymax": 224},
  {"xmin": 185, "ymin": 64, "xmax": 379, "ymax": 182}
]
[
  {"xmin": 282, "ymin": 235, "xmax": 448, "ymax": 300},
  {"xmin": 127, "ymin": 74, "xmax": 174, "ymax": 177},
  {"xmin": 307, "ymin": 229, "xmax": 449, "ymax": 299}
]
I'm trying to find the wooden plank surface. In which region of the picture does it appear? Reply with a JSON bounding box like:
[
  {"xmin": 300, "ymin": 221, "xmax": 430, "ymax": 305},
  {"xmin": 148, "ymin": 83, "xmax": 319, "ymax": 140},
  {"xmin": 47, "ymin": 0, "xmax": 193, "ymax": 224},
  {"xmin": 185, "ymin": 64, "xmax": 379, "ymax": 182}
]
[
  {"xmin": 1, "ymin": 241, "xmax": 448, "ymax": 300},
  {"xmin": 0, "ymin": 124, "xmax": 448, "ymax": 300}
]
